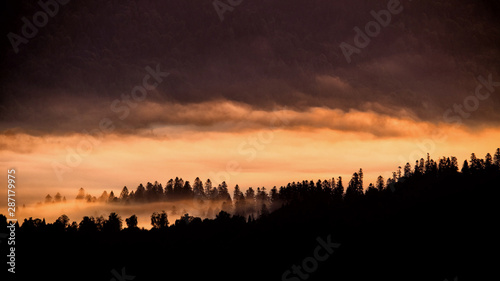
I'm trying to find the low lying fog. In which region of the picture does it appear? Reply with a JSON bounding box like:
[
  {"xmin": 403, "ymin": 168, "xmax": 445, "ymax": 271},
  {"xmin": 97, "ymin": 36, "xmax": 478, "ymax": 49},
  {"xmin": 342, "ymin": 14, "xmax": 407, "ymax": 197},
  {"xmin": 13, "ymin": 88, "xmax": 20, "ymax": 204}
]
[{"xmin": 18, "ymin": 199, "xmax": 231, "ymax": 229}]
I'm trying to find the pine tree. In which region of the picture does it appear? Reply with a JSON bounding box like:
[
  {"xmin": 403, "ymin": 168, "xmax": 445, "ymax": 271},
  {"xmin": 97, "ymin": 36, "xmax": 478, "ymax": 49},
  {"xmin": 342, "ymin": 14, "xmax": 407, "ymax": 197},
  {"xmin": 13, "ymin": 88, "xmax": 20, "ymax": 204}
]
[
  {"xmin": 485, "ymin": 153, "xmax": 493, "ymax": 169},
  {"xmin": 494, "ymin": 148, "xmax": 500, "ymax": 169},
  {"xmin": 424, "ymin": 153, "xmax": 431, "ymax": 173},
  {"xmin": 217, "ymin": 181, "xmax": 231, "ymax": 202},
  {"xmin": 204, "ymin": 179, "xmax": 213, "ymax": 200},
  {"xmin": 99, "ymin": 191, "xmax": 109, "ymax": 202},
  {"xmin": 182, "ymin": 181, "xmax": 193, "ymax": 199},
  {"xmin": 358, "ymin": 168, "xmax": 364, "ymax": 191},
  {"xmin": 245, "ymin": 187, "xmax": 256, "ymax": 213},
  {"xmin": 333, "ymin": 176, "xmax": 344, "ymax": 200},
  {"xmin": 135, "ymin": 184, "xmax": 145, "ymax": 201},
  {"xmin": 461, "ymin": 160, "xmax": 469, "ymax": 174},
  {"xmin": 109, "ymin": 191, "xmax": 116, "ymax": 202},
  {"xmin": 470, "ymin": 153, "xmax": 478, "ymax": 171},
  {"xmin": 173, "ymin": 177, "xmax": 184, "ymax": 198},
  {"xmin": 404, "ymin": 163, "xmax": 412, "ymax": 178},
  {"xmin": 413, "ymin": 160, "xmax": 421, "ymax": 177},
  {"xmin": 119, "ymin": 186, "xmax": 129, "ymax": 201},
  {"xmin": 346, "ymin": 172, "xmax": 362, "ymax": 199},
  {"xmin": 376, "ymin": 176, "xmax": 385, "ymax": 191},
  {"xmin": 165, "ymin": 179, "xmax": 174, "ymax": 198},
  {"xmin": 193, "ymin": 177, "xmax": 205, "ymax": 200},
  {"xmin": 76, "ymin": 188, "xmax": 86, "ymax": 200},
  {"xmin": 54, "ymin": 192, "xmax": 62, "ymax": 203}
]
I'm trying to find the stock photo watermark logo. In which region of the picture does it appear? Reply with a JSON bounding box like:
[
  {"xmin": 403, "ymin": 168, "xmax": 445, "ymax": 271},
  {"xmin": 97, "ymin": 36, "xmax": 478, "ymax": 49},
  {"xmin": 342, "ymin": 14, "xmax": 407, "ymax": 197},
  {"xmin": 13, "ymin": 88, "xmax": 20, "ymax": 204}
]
[
  {"xmin": 7, "ymin": 0, "xmax": 71, "ymax": 54},
  {"xmin": 208, "ymin": 107, "xmax": 290, "ymax": 184},
  {"xmin": 398, "ymin": 73, "xmax": 500, "ymax": 167},
  {"xmin": 213, "ymin": 0, "xmax": 244, "ymax": 22},
  {"xmin": 339, "ymin": 0, "xmax": 408, "ymax": 63},
  {"xmin": 110, "ymin": 267, "xmax": 135, "ymax": 281},
  {"xmin": 51, "ymin": 64, "xmax": 169, "ymax": 181},
  {"xmin": 282, "ymin": 234, "xmax": 340, "ymax": 281}
]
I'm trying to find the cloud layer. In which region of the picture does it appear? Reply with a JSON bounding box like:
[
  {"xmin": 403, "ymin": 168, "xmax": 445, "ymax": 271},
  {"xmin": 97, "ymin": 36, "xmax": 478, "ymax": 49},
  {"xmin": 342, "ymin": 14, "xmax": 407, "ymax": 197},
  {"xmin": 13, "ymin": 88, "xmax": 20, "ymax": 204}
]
[{"xmin": 1, "ymin": 0, "xmax": 500, "ymax": 135}]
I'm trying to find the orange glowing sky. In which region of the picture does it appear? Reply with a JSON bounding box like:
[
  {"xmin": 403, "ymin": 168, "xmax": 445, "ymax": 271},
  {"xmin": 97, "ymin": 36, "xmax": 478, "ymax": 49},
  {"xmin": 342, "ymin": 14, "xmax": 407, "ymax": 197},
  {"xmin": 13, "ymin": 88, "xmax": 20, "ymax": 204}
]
[{"xmin": 2, "ymin": 101, "xmax": 499, "ymax": 207}]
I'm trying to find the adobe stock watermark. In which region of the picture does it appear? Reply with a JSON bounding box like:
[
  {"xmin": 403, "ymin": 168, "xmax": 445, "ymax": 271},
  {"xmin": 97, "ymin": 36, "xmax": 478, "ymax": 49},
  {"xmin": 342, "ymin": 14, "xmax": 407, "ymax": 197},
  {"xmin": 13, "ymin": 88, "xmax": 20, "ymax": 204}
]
[
  {"xmin": 340, "ymin": 0, "xmax": 409, "ymax": 63},
  {"xmin": 110, "ymin": 267, "xmax": 135, "ymax": 281},
  {"xmin": 7, "ymin": 0, "xmax": 71, "ymax": 54},
  {"xmin": 397, "ymin": 73, "xmax": 499, "ymax": 176},
  {"xmin": 282, "ymin": 234, "xmax": 341, "ymax": 281},
  {"xmin": 207, "ymin": 107, "xmax": 289, "ymax": 184},
  {"xmin": 213, "ymin": 0, "xmax": 244, "ymax": 22},
  {"xmin": 51, "ymin": 64, "xmax": 169, "ymax": 181}
]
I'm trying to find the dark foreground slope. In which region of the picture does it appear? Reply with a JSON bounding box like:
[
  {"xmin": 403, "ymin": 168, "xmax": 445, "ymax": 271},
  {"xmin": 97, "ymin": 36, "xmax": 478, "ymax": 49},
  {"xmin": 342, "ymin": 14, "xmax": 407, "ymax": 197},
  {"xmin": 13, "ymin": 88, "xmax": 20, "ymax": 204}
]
[{"xmin": 3, "ymin": 168, "xmax": 499, "ymax": 281}]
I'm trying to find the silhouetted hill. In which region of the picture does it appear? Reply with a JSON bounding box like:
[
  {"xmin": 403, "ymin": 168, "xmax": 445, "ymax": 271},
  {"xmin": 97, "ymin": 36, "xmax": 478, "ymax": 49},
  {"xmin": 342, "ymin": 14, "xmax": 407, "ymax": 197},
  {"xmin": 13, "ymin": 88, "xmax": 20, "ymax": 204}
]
[{"xmin": 2, "ymin": 149, "xmax": 499, "ymax": 280}]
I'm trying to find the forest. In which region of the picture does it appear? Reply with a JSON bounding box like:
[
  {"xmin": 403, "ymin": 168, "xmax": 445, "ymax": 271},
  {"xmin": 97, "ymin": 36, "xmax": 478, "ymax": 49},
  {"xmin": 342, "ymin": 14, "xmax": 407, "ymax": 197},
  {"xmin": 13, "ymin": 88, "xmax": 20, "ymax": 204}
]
[{"xmin": 2, "ymin": 149, "xmax": 499, "ymax": 281}]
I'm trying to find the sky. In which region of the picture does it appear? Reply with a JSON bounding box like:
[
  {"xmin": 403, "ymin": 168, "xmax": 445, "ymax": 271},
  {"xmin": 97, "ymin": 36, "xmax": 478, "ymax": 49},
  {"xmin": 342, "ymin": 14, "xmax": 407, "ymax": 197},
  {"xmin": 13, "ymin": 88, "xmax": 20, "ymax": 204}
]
[{"xmin": 1, "ymin": 0, "xmax": 499, "ymax": 214}]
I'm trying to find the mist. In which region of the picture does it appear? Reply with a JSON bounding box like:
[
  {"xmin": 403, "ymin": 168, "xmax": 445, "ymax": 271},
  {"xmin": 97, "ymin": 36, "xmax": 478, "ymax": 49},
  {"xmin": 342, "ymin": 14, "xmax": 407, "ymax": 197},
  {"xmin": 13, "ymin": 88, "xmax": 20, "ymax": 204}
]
[{"xmin": 18, "ymin": 199, "xmax": 235, "ymax": 229}]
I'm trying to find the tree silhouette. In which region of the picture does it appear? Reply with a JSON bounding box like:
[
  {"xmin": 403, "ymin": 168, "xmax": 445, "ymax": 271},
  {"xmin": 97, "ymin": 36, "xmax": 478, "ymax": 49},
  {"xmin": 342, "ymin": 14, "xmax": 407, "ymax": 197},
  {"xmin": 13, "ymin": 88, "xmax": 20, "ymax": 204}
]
[
  {"xmin": 470, "ymin": 153, "xmax": 480, "ymax": 172},
  {"xmin": 346, "ymin": 172, "xmax": 362, "ymax": 200},
  {"xmin": 245, "ymin": 187, "xmax": 256, "ymax": 213},
  {"xmin": 95, "ymin": 216, "xmax": 105, "ymax": 231},
  {"xmin": 204, "ymin": 179, "xmax": 212, "ymax": 199},
  {"xmin": 461, "ymin": 160, "xmax": 470, "ymax": 174},
  {"xmin": 233, "ymin": 185, "xmax": 246, "ymax": 215},
  {"xmin": 485, "ymin": 153, "xmax": 493, "ymax": 170},
  {"xmin": 109, "ymin": 191, "xmax": 117, "ymax": 202},
  {"xmin": 215, "ymin": 210, "xmax": 231, "ymax": 223},
  {"xmin": 403, "ymin": 163, "xmax": 412, "ymax": 178},
  {"xmin": 21, "ymin": 217, "xmax": 46, "ymax": 232},
  {"xmin": 98, "ymin": 191, "xmax": 109, "ymax": 202},
  {"xmin": 135, "ymin": 184, "xmax": 146, "ymax": 201},
  {"xmin": 120, "ymin": 186, "xmax": 129, "ymax": 201},
  {"xmin": 165, "ymin": 179, "xmax": 174, "ymax": 198},
  {"xmin": 78, "ymin": 216, "xmax": 98, "ymax": 233},
  {"xmin": 86, "ymin": 194, "xmax": 96, "ymax": 202},
  {"xmin": 54, "ymin": 192, "xmax": 62, "ymax": 203},
  {"xmin": 173, "ymin": 177, "xmax": 184, "ymax": 199},
  {"xmin": 358, "ymin": 168, "xmax": 364, "ymax": 189},
  {"xmin": 55, "ymin": 214, "xmax": 70, "ymax": 227},
  {"xmin": 256, "ymin": 187, "xmax": 268, "ymax": 206},
  {"xmin": 125, "ymin": 215, "xmax": 138, "ymax": 229},
  {"xmin": 366, "ymin": 183, "xmax": 377, "ymax": 197},
  {"xmin": 151, "ymin": 211, "xmax": 169, "ymax": 229},
  {"xmin": 217, "ymin": 181, "xmax": 231, "ymax": 202},
  {"xmin": 182, "ymin": 180, "xmax": 193, "ymax": 199},
  {"xmin": 494, "ymin": 148, "xmax": 500, "ymax": 168},
  {"xmin": 51, "ymin": 214, "xmax": 70, "ymax": 232},
  {"xmin": 376, "ymin": 176, "xmax": 385, "ymax": 191},
  {"xmin": 333, "ymin": 176, "xmax": 344, "ymax": 201},
  {"xmin": 103, "ymin": 212, "xmax": 122, "ymax": 232},
  {"xmin": 75, "ymin": 188, "xmax": 86, "ymax": 200},
  {"xmin": 193, "ymin": 177, "xmax": 205, "ymax": 200},
  {"xmin": 270, "ymin": 186, "xmax": 280, "ymax": 210},
  {"xmin": 175, "ymin": 213, "xmax": 195, "ymax": 227}
]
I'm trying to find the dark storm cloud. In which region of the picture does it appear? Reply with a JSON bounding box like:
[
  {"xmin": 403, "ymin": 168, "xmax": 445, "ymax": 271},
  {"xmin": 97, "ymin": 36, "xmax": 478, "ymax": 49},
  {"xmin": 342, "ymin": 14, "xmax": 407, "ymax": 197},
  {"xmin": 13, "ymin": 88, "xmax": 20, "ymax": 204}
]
[{"xmin": 1, "ymin": 0, "xmax": 499, "ymax": 134}]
